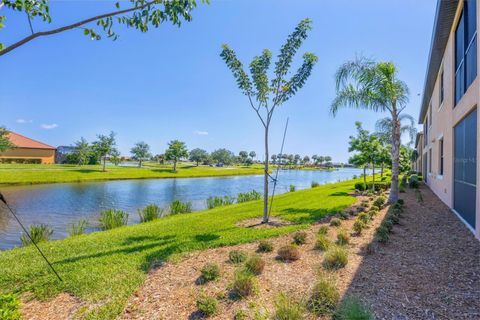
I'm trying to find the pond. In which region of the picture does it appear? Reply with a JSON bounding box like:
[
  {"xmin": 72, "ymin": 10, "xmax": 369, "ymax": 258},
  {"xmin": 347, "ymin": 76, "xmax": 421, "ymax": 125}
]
[{"xmin": 0, "ymin": 168, "xmax": 362, "ymax": 250}]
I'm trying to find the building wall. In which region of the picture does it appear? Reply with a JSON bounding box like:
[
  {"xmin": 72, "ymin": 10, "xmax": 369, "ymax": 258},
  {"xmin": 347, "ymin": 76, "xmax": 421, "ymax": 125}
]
[
  {"xmin": 0, "ymin": 148, "xmax": 56, "ymax": 164},
  {"xmin": 422, "ymin": 0, "xmax": 480, "ymax": 239}
]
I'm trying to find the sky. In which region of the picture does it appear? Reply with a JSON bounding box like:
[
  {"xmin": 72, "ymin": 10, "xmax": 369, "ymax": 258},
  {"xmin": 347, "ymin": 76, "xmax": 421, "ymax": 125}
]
[{"xmin": 0, "ymin": 0, "xmax": 437, "ymax": 162}]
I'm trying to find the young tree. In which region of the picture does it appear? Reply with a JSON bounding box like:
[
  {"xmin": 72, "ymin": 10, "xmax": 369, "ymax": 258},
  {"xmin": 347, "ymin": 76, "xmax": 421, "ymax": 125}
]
[
  {"xmin": 211, "ymin": 148, "xmax": 234, "ymax": 165},
  {"xmin": 302, "ymin": 155, "xmax": 310, "ymax": 165},
  {"xmin": 332, "ymin": 57, "xmax": 409, "ymax": 203},
  {"xmin": 131, "ymin": 141, "xmax": 151, "ymax": 167},
  {"xmin": 0, "ymin": 0, "xmax": 203, "ymax": 56},
  {"xmin": 349, "ymin": 153, "xmax": 368, "ymax": 183},
  {"xmin": 110, "ymin": 148, "xmax": 121, "ymax": 166},
  {"xmin": 0, "ymin": 127, "xmax": 13, "ymax": 152},
  {"xmin": 317, "ymin": 155, "xmax": 325, "ymax": 166},
  {"xmin": 221, "ymin": 19, "xmax": 318, "ymax": 223},
  {"xmin": 239, "ymin": 151, "xmax": 249, "ymax": 164},
  {"xmin": 74, "ymin": 137, "xmax": 90, "ymax": 166},
  {"xmin": 92, "ymin": 132, "xmax": 116, "ymax": 172},
  {"xmin": 165, "ymin": 140, "xmax": 188, "ymax": 172},
  {"xmin": 249, "ymin": 151, "xmax": 256, "ymax": 160},
  {"xmin": 294, "ymin": 154, "xmax": 301, "ymax": 166},
  {"xmin": 189, "ymin": 148, "xmax": 208, "ymax": 166},
  {"xmin": 271, "ymin": 154, "xmax": 277, "ymax": 164}
]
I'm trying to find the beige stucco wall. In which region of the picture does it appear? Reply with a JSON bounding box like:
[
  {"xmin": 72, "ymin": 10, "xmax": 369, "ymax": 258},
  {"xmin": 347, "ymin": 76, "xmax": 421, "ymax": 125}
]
[
  {"xmin": 423, "ymin": 0, "xmax": 480, "ymax": 239},
  {"xmin": 0, "ymin": 148, "xmax": 56, "ymax": 164}
]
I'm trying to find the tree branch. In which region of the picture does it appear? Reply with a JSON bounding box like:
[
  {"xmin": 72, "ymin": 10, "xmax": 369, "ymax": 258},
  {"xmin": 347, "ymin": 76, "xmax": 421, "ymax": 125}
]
[
  {"xmin": 0, "ymin": 0, "xmax": 157, "ymax": 56},
  {"xmin": 248, "ymin": 95, "xmax": 266, "ymax": 128}
]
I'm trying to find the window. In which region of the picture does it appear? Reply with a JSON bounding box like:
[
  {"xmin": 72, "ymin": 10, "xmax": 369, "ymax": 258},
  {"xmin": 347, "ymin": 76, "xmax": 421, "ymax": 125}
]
[
  {"xmin": 455, "ymin": 0, "xmax": 477, "ymax": 105},
  {"xmin": 439, "ymin": 138, "xmax": 444, "ymax": 175},
  {"xmin": 440, "ymin": 69, "xmax": 444, "ymax": 105},
  {"xmin": 429, "ymin": 149, "xmax": 432, "ymax": 173}
]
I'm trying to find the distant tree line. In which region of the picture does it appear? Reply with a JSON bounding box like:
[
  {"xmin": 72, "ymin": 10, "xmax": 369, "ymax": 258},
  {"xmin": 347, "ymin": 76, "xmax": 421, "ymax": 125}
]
[{"xmin": 271, "ymin": 153, "xmax": 333, "ymax": 167}]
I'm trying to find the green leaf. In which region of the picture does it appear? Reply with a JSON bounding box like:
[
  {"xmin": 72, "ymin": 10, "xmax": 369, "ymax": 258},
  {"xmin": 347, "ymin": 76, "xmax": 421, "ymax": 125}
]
[
  {"xmin": 115, "ymin": 2, "xmax": 120, "ymax": 8},
  {"xmin": 83, "ymin": 29, "xmax": 89, "ymax": 35}
]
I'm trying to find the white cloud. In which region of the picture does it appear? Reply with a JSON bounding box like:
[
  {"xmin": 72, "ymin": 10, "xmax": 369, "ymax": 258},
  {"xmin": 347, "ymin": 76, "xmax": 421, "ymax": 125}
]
[
  {"xmin": 40, "ymin": 123, "xmax": 58, "ymax": 130},
  {"xmin": 194, "ymin": 130, "xmax": 208, "ymax": 136},
  {"xmin": 16, "ymin": 119, "xmax": 33, "ymax": 124}
]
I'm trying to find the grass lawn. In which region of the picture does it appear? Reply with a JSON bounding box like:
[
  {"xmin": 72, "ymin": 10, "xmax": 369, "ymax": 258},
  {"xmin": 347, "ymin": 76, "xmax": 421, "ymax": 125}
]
[
  {"xmin": 0, "ymin": 163, "xmax": 265, "ymax": 185},
  {"xmin": 0, "ymin": 179, "xmax": 359, "ymax": 319}
]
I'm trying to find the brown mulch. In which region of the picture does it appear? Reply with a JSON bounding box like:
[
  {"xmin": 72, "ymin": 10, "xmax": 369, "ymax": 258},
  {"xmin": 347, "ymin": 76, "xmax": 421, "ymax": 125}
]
[
  {"xmin": 20, "ymin": 293, "xmax": 81, "ymax": 320},
  {"xmin": 345, "ymin": 185, "xmax": 480, "ymax": 320}
]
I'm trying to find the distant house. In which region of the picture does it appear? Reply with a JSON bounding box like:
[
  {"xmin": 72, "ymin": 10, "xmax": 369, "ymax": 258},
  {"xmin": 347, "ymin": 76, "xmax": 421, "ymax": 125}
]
[{"xmin": 0, "ymin": 132, "xmax": 56, "ymax": 164}]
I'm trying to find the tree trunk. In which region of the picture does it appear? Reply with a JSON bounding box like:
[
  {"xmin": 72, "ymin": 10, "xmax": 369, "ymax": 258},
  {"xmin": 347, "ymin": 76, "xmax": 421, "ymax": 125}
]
[
  {"xmin": 388, "ymin": 112, "xmax": 401, "ymax": 203},
  {"xmin": 263, "ymin": 125, "xmax": 269, "ymax": 224},
  {"xmin": 138, "ymin": 160, "xmax": 142, "ymax": 168},
  {"xmin": 196, "ymin": 160, "xmax": 199, "ymax": 166},
  {"xmin": 381, "ymin": 162, "xmax": 384, "ymax": 178},
  {"xmin": 103, "ymin": 157, "xmax": 106, "ymax": 172},
  {"xmin": 372, "ymin": 162, "xmax": 375, "ymax": 191},
  {"xmin": 363, "ymin": 166, "xmax": 366, "ymax": 183},
  {"xmin": 174, "ymin": 160, "xmax": 177, "ymax": 172}
]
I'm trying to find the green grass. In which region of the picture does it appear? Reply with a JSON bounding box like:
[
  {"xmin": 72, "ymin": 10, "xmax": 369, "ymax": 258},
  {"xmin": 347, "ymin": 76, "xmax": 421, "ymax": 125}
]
[
  {"xmin": 0, "ymin": 163, "xmax": 265, "ymax": 185},
  {"xmin": 0, "ymin": 179, "xmax": 358, "ymax": 319}
]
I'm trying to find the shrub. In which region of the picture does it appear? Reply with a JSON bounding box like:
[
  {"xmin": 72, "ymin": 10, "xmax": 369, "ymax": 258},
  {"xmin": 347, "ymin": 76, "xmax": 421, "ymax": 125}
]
[
  {"xmin": 382, "ymin": 219, "xmax": 394, "ymax": 232},
  {"xmin": 236, "ymin": 190, "xmax": 261, "ymax": 203},
  {"xmin": 365, "ymin": 241, "xmax": 378, "ymax": 255},
  {"xmin": 370, "ymin": 205, "xmax": 381, "ymax": 211},
  {"xmin": 360, "ymin": 200, "xmax": 369, "ymax": 207},
  {"xmin": 330, "ymin": 218, "xmax": 341, "ymax": 227},
  {"xmin": 339, "ymin": 211, "xmax": 349, "ymax": 220},
  {"xmin": 399, "ymin": 184, "xmax": 406, "ymax": 193},
  {"xmin": 323, "ymin": 245, "xmax": 348, "ymax": 270},
  {"xmin": 352, "ymin": 220, "xmax": 366, "ymax": 235},
  {"xmin": 311, "ymin": 181, "xmax": 320, "ymax": 188},
  {"xmin": 335, "ymin": 297, "xmax": 374, "ymax": 320},
  {"xmin": 273, "ymin": 293, "xmax": 304, "ymax": 320},
  {"xmin": 0, "ymin": 294, "xmax": 21, "ymax": 320},
  {"xmin": 196, "ymin": 294, "xmax": 218, "ymax": 317},
  {"xmin": 375, "ymin": 226, "xmax": 390, "ymax": 243},
  {"xmin": 169, "ymin": 200, "xmax": 192, "ymax": 214},
  {"xmin": 358, "ymin": 212, "xmax": 370, "ymax": 224},
  {"xmin": 368, "ymin": 209, "xmax": 379, "ymax": 218},
  {"xmin": 206, "ymin": 195, "xmax": 235, "ymax": 209},
  {"xmin": 354, "ymin": 182, "xmax": 367, "ymax": 191},
  {"xmin": 98, "ymin": 209, "xmax": 128, "ymax": 230},
  {"xmin": 20, "ymin": 224, "xmax": 53, "ymax": 246},
  {"xmin": 408, "ymin": 174, "xmax": 419, "ymax": 188},
  {"xmin": 373, "ymin": 196, "xmax": 386, "ymax": 208},
  {"xmin": 336, "ymin": 229, "xmax": 350, "ymax": 245},
  {"xmin": 289, "ymin": 185, "xmax": 296, "ymax": 192},
  {"xmin": 199, "ymin": 263, "xmax": 220, "ymax": 283},
  {"xmin": 292, "ymin": 231, "xmax": 307, "ymax": 245},
  {"xmin": 396, "ymin": 199, "xmax": 405, "ymax": 205},
  {"xmin": 68, "ymin": 219, "xmax": 88, "ymax": 237},
  {"xmin": 229, "ymin": 250, "xmax": 248, "ymax": 264},
  {"xmin": 315, "ymin": 234, "xmax": 331, "ymax": 251},
  {"xmin": 318, "ymin": 225, "xmax": 329, "ymax": 235},
  {"xmin": 232, "ymin": 270, "xmax": 257, "ymax": 298},
  {"xmin": 245, "ymin": 255, "xmax": 265, "ymax": 275},
  {"xmin": 392, "ymin": 202, "xmax": 403, "ymax": 211},
  {"xmin": 356, "ymin": 206, "xmax": 365, "ymax": 213},
  {"xmin": 277, "ymin": 245, "xmax": 300, "ymax": 262},
  {"xmin": 308, "ymin": 275, "xmax": 340, "ymax": 315},
  {"xmin": 234, "ymin": 309, "xmax": 248, "ymax": 320},
  {"xmin": 387, "ymin": 214, "xmax": 399, "ymax": 225},
  {"xmin": 138, "ymin": 204, "xmax": 162, "ymax": 222},
  {"xmin": 257, "ymin": 240, "xmax": 273, "ymax": 253}
]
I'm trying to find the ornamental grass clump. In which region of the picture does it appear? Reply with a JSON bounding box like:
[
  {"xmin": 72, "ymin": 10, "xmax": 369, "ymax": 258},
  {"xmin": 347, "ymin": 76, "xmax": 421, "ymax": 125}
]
[
  {"xmin": 273, "ymin": 293, "xmax": 305, "ymax": 320},
  {"xmin": 336, "ymin": 229, "xmax": 350, "ymax": 245},
  {"xmin": 289, "ymin": 185, "xmax": 296, "ymax": 192},
  {"xmin": 307, "ymin": 275, "xmax": 340, "ymax": 315},
  {"xmin": 236, "ymin": 190, "xmax": 261, "ymax": 203},
  {"xmin": 199, "ymin": 263, "xmax": 220, "ymax": 284},
  {"xmin": 20, "ymin": 224, "xmax": 53, "ymax": 246},
  {"xmin": 99, "ymin": 209, "xmax": 128, "ymax": 230},
  {"xmin": 339, "ymin": 211, "xmax": 349, "ymax": 220},
  {"xmin": 206, "ymin": 195, "xmax": 235, "ymax": 209},
  {"xmin": 169, "ymin": 200, "xmax": 192, "ymax": 214},
  {"xmin": 352, "ymin": 219, "xmax": 366, "ymax": 236},
  {"xmin": 358, "ymin": 212, "xmax": 370, "ymax": 224},
  {"xmin": 373, "ymin": 196, "xmax": 386, "ymax": 208},
  {"xmin": 196, "ymin": 294, "xmax": 218, "ymax": 317},
  {"xmin": 375, "ymin": 226, "xmax": 390, "ymax": 243},
  {"xmin": 277, "ymin": 245, "xmax": 301, "ymax": 262},
  {"xmin": 232, "ymin": 270, "xmax": 257, "ymax": 298},
  {"xmin": 318, "ymin": 225, "xmax": 329, "ymax": 235},
  {"xmin": 314, "ymin": 234, "xmax": 331, "ymax": 251},
  {"xmin": 335, "ymin": 297, "xmax": 374, "ymax": 320},
  {"xmin": 229, "ymin": 250, "xmax": 248, "ymax": 264},
  {"xmin": 323, "ymin": 245, "xmax": 348, "ymax": 270},
  {"xmin": 311, "ymin": 181, "xmax": 320, "ymax": 188},
  {"xmin": 292, "ymin": 231, "xmax": 307, "ymax": 245},
  {"xmin": 68, "ymin": 219, "xmax": 88, "ymax": 237},
  {"xmin": 257, "ymin": 240, "xmax": 273, "ymax": 253},
  {"xmin": 138, "ymin": 204, "xmax": 162, "ymax": 222},
  {"xmin": 330, "ymin": 218, "xmax": 341, "ymax": 227},
  {"xmin": 245, "ymin": 255, "xmax": 265, "ymax": 275}
]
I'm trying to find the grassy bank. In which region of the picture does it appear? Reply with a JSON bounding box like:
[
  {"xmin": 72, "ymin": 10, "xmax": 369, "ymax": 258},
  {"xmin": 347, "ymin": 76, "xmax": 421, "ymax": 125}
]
[
  {"xmin": 0, "ymin": 179, "xmax": 359, "ymax": 319},
  {"xmin": 0, "ymin": 163, "xmax": 265, "ymax": 186}
]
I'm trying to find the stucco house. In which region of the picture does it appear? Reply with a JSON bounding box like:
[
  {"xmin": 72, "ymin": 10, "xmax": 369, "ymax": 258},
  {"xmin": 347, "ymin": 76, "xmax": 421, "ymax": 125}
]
[
  {"xmin": 0, "ymin": 131, "xmax": 56, "ymax": 164},
  {"xmin": 417, "ymin": 0, "xmax": 479, "ymax": 239}
]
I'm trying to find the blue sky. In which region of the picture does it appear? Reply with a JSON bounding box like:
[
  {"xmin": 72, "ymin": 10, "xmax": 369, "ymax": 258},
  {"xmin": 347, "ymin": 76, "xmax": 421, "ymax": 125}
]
[{"xmin": 1, "ymin": 0, "xmax": 436, "ymax": 162}]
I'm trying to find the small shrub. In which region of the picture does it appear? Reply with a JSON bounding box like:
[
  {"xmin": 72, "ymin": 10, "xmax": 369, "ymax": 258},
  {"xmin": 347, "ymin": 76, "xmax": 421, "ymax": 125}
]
[
  {"xmin": 335, "ymin": 297, "xmax": 374, "ymax": 320},
  {"xmin": 292, "ymin": 231, "xmax": 307, "ymax": 245},
  {"xmin": 233, "ymin": 270, "xmax": 257, "ymax": 298},
  {"xmin": 360, "ymin": 200, "xmax": 369, "ymax": 207},
  {"xmin": 237, "ymin": 190, "xmax": 261, "ymax": 203},
  {"xmin": 330, "ymin": 218, "xmax": 341, "ymax": 227},
  {"xmin": 352, "ymin": 220, "xmax": 366, "ymax": 235},
  {"xmin": 356, "ymin": 206, "xmax": 365, "ymax": 213},
  {"xmin": 339, "ymin": 211, "xmax": 349, "ymax": 220},
  {"xmin": 257, "ymin": 240, "xmax": 273, "ymax": 253},
  {"xmin": 245, "ymin": 255, "xmax": 265, "ymax": 275},
  {"xmin": 289, "ymin": 185, "xmax": 296, "ymax": 192},
  {"xmin": 20, "ymin": 224, "xmax": 53, "ymax": 246},
  {"xmin": 375, "ymin": 226, "xmax": 390, "ymax": 243},
  {"xmin": 392, "ymin": 202, "xmax": 403, "ymax": 211},
  {"xmin": 358, "ymin": 212, "xmax": 370, "ymax": 224},
  {"xmin": 315, "ymin": 234, "xmax": 331, "ymax": 251},
  {"xmin": 354, "ymin": 182, "xmax": 367, "ymax": 191},
  {"xmin": 323, "ymin": 245, "xmax": 348, "ymax": 270},
  {"xmin": 68, "ymin": 219, "xmax": 87, "ymax": 237},
  {"xmin": 0, "ymin": 294, "xmax": 21, "ymax": 320},
  {"xmin": 138, "ymin": 204, "xmax": 162, "ymax": 222},
  {"xmin": 99, "ymin": 209, "xmax": 128, "ymax": 230},
  {"xmin": 387, "ymin": 214, "xmax": 400, "ymax": 225},
  {"xmin": 234, "ymin": 309, "xmax": 248, "ymax": 320},
  {"xmin": 196, "ymin": 294, "xmax": 218, "ymax": 317},
  {"xmin": 370, "ymin": 205, "xmax": 381, "ymax": 211},
  {"xmin": 399, "ymin": 184, "xmax": 406, "ymax": 193},
  {"xmin": 169, "ymin": 200, "xmax": 192, "ymax": 214},
  {"xmin": 273, "ymin": 293, "xmax": 304, "ymax": 320},
  {"xmin": 307, "ymin": 275, "xmax": 340, "ymax": 315},
  {"xmin": 408, "ymin": 174, "xmax": 419, "ymax": 188},
  {"xmin": 311, "ymin": 181, "xmax": 320, "ymax": 188},
  {"xmin": 200, "ymin": 263, "xmax": 220, "ymax": 283},
  {"xmin": 397, "ymin": 199, "xmax": 405, "ymax": 206},
  {"xmin": 336, "ymin": 229, "xmax": 350, "ymax": 245},
  {"xmin": 318, "ymin": 225, "xmax": 329, "ymax": 235},
  {"xmin": 229, "ymin": 250, "xmax": 248, "ymax": 264},
  {"xmin": 206, "ymin": 195, "xmax": 235, "ymax": 209},
  {"xmin": 382, "ymin": 219, "xmax": 394, "ymax": 231},
  {"xmin": 277, "ymin": 245, "xmax": 300, "ymax": 262},
  {"xmin": 373, "ymin": 196, "xmax": 386, "ymax": 208},
  {"xmin": 368, "ymin": 209, "xmax": 379, "ymax": 218}
]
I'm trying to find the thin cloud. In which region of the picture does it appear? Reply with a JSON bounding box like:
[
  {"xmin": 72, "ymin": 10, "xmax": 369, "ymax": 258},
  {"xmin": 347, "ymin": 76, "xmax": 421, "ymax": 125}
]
[
  {"xmin": 16, "ymin": 119, "xmax": 33, "ymax": 124},
  {"xmin": 40, "ymin": 123, "xmax": 58, "ymax": 130},
  {"xmin": 194, "ymin": 130, "xmax": 208, "ymax": 136}
]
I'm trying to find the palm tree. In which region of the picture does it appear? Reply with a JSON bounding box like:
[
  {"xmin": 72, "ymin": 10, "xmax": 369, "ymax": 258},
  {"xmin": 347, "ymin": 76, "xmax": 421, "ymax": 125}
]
[
  {"xmin": 375, "ymin": 114, "xmax": 417, "ymax": 147},
  {"xmin": 331, "ymin": 57, "xmax": 409, "ymax": 203}
]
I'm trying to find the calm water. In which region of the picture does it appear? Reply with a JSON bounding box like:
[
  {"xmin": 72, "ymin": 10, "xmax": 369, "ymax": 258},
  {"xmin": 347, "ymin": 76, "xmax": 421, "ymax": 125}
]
[{"xmin": 0, "ymin": 168, "xmax": 362, "ymax": 250}]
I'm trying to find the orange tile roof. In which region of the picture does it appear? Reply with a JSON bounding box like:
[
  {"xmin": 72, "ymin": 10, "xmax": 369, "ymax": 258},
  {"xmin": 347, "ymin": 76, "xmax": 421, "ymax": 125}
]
[{"xmin": 7, "ymin": 132, "xmax": 55, "ymax": 150}]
